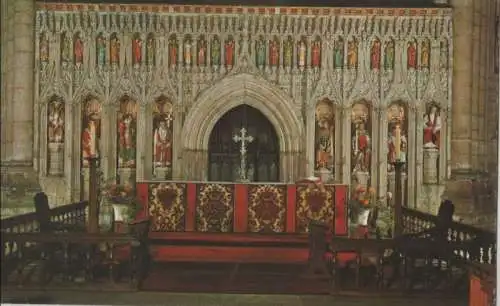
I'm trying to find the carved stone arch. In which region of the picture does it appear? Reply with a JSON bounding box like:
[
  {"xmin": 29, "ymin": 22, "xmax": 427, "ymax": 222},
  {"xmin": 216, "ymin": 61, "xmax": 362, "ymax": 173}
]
[
  {"xmin": 109, "ymin": 89, "xmax": 141, "ymax": 107},
  {"xmin": 73, "ymin": 86, "xmax": 106, "ymax": 106},
  {"xmin": 39, "ymin": 87, "xmax": 69, "ymax": 106},
  {"xmin": 181, "ymin": 73, "xmax": 304, "ymax": 181}
]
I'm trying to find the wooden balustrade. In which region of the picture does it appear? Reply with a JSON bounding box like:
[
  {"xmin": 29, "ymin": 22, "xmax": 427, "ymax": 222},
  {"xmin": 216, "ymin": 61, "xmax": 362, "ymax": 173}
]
[
  {"xmin": 1, "ymin": 232, "xmax": 143, "ymax": 290},
  {"xmin": 401, "ymin": 207, "xmax": 496, "ymax": 265},
  {"xmin": 1, "ymin": 201, "xmax": 88, "ymax": 280}
]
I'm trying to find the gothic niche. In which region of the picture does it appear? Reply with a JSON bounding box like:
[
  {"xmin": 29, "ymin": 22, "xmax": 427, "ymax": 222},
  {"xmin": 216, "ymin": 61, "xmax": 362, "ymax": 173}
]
[
  {"xmin": 39, "ymin": 32, "xmax": 49, "ymax": 63},
  {"xmin": 351, "ymin": 102, "xmax": 372, "ymax": 188},
  {"xmin": 60, "ymin": 32, "xmax": 72, "ymax": 65},
  {"xmin": 168, "ymin": 34, "xmax": 178, "ymax": 67},
  {"xmin": 184, "ymin": 35, "xmax": 193, "ymax": 67},
  {"xmin": 297, "ymin": 37, "xmax": 307, "ymax": 69},
  {"xmin": 386, "ymin": 102, "xmax": 408, "ymax": 200},
  {"xmin": 255, "ymin": 35, "xmax": 266, "ymax": 68},
  {"xmin": 423, "ymin": 102, "xmax": 441, "ymax": 184},
  {"xmin": 347, "ymin": 37, "xmax": 358, "ymax": 69},
  {"xmin": 96, "ymin": 33, "xmax": 106, "ymax": 67},
  {"xmin": 132, "ymin": 33, "xmax": 142, "ymax": 66},
  {"xmin": 269, "ymin": 36, "xmax": 280, "ymax": 67},
  {"xmin": 110, "ymin": 33, "xmax": 120, "ymax": 65},
  {"xmin": 47, "ymin": 96, "xmax": 65, "ymax": 176},
  {"xmin": 384, "ymin": 38, "xmax": 395, "ymax": 70},
  {"xmin": 311, "ymin": 36, "xmax": 321, "ymax": 68},
  {"xmin": 146, "ymin": 33, "xmax": 155, "ymax": 66},
  {"xmin": 283, "ymin": 36, "xmax": 293, "ymax": 70},
  {"xmin": 153, "ymin": 98, "xmax": 174, "ymax": 180},
  {"xmin": 197, "ymin": 35, "xmax": 207, "ymax": 67},
  {"xmin": 117, "ymin": 97, "xmax": 138, "ymax": 186},
  {"xmin": 370, "ymin": 37, "xmax": 381, "ymax": 70},
  {"xmin": 314, "ymin": 99, "xmax": 335, "ymax": 180},
  {"xmin": 224, "ymin": 36, "xmax": 235, "ymax": 67},
  {"xmin": 81, "ymin": 98, "xmax": 102, "ymax": 167},
  {"xmin": 73, "ymin": 32, "xmax": 83, "ymax": 67},
  {"xmin": 333, "ymin": 37, "xmax": 344, "ymax": 69}
]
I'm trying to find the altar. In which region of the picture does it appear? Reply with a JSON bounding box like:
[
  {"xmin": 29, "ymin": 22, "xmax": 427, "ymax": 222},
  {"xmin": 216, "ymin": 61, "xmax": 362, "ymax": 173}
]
[{"xmin": 134, "ymin": 180, "xmax": 348, "ymax": 263}]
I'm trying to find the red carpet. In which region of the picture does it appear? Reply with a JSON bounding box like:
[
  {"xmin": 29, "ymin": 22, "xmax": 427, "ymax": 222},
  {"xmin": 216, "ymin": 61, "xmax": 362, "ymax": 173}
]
[{"xmin": 142, "ymin": 263, "xmax": 332, "ymax": 294}]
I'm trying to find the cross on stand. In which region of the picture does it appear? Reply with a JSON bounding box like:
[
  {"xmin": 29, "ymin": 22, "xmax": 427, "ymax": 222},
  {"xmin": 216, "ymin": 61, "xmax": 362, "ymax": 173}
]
[{"xmin": 233, "ymin": 127, "xmax": 254, "ymax": 182}]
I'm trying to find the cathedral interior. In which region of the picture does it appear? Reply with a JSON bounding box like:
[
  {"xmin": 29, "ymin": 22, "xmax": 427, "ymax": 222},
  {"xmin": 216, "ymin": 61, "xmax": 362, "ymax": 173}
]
[{"xmin": 0, "ymin": 0, "xmax": 498, "ymax": 302}]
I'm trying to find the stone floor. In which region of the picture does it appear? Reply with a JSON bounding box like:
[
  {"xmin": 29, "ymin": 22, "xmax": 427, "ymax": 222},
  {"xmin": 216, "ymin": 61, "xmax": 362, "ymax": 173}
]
[{"xmin": 1, "ymin": 291, "xmax": 468, "ymax": 306}]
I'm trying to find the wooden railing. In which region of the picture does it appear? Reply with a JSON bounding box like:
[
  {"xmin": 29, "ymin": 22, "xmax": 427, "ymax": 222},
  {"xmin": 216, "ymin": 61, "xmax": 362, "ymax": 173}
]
[
  {"xmin": 1, "ymin": 201, "xmax": 88, "ymax": 234},
  {"xmin": 1, "ymin": 201, "xmax": 88, "ymax": 277},
  {"xmin": 401, "ymin": 207, "xmax": 496, "ymax": 265}
]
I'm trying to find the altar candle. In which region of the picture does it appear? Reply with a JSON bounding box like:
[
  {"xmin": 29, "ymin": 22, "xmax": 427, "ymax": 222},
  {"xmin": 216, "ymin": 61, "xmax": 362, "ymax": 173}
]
[{"xmin": 394, "ymin": 125, "xmax": 401, "ymax": 160}]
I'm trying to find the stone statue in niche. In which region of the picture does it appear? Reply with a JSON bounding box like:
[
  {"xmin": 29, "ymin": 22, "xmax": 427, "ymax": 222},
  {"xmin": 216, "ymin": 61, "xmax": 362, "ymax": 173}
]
[
  {"xmin": 387, "ymin": 103, "xmax": 408, "ymax": 172},
  {"xmin": 61, "ymin": 33, "xmax": 71, "ymax": 64},
  {"xmin": 96, "ymin": 34, "xmax": 106, "ymax": 66},
  {"xmin": 384, "ymin": 39, "xmax": 395, "ymax": 70},
  {"xmin": 73, "ymin": 33, "xmax": 84, "ymax": 66},
  {"xmin": 283, "ymin": 36, "xmax": 293, "ymax": 69},
  {"xmin": 224, "ymin": 36, "xmax": 235, "ymax": 66},
  {"xmin": 48, "ymin": 99, "xmax": 65, "ymax": 143},
  {"xmin": 81, "ymin": 99, "xmax": 102, "ymax": 167},
  {"xmin": 211, "ymin": 36, "xmax": 221, "ymax": 66},
  {"xmin": 351, "ymin": 103, "xmax": 371, "ymax": 186},
  {"xmin": 132, "ymin": 34, "xmax": 142, "ymax": 65},
  {"xmin": 439, "ymin": 40, "xmax": 448, "ymax": 69},
  {"xmin": 269, "ymin": 37, "xmax": 279, "ymax": 67},
  {"xmin": 110, "ymin": 33, "xmax": 120, "ymax": 65},
  {"xmin": 297, "ymin": 39, "xmax": 306, "ymax": 68},
  {"xmin": 255, "ymin": 36, "xmax": 266, "ymax": 66},
  {"xmin": 407, "ymin": 41, "xmax": 417, "ymax": 69},
  {"xmin": 146, "ymin": 34, "xmax": 155, "ymax": 65},
  {"xmin": 39, "ymin": 33, "xmax": 49, "ymax": 63},
  {"xmin": 315, "ymin": 99, "xmax": 335, "ymax": 170},
  {"xmin": 311, "ymin": 38, "xmax": 321, "ymax": 68},
  {"xmin": 47, "ymin": 98, "xmax": 65, "ymax": 176},
  {"xmin": 169, "ymin": 35, "xmax": 178, "ymax": 66},
  {"xmin": 153, "ymin": 100, "xmax": 174, "ymax": 179},
  {"xmin": 370, "ymin": 38, "xmax": 381, "ymax": 70},
  {"xmin": 333, "ymin": 38, "xmax": 344, "ymax": 69},
  {"xmin": 117, "ymin": 99, "xmax": 137, "ymax": 168},
  {"xmin": 347, "ymin": 38, "xmax": 358, "ymax": 69},
  {"xmin": 423, "ymin": 104, "xmax": 441, "ymax": 148},
  {"xmin": 197, "ymin": 36, "xmax": 207, "ymax": 66},
  {"xmin": 421, "ymin": 39, "xmax": 430, "ymax": 69},
  {"xmin": 184, "ymin": 36, "xmax": 192, "ymax": 66}
]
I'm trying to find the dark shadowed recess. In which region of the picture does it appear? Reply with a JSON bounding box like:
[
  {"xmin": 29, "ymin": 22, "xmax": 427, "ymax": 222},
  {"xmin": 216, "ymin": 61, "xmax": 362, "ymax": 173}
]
[{"xmin": 40, "ymin": 0, "xmax": 448, "ymax": 8}]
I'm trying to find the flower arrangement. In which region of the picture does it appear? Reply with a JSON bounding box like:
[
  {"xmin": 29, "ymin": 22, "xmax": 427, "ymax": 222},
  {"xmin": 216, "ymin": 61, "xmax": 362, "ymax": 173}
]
[
  {"xmin": 101, "ymin": 180, "xmax": 140, "ymax": 221},
  {"xmin": 353, "ymin": 185, "xmax": 376, "ymax": 208}
]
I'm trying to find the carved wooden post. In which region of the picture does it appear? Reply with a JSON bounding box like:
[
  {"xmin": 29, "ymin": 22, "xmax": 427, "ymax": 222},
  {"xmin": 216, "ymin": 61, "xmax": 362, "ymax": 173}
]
[
  {"xmin": 87, "ymin": 156, "xmax": 99, "ymax": 233},
  {"xmin": 393, "ymin": 160, "xmax": 405, "ymax": 237}
]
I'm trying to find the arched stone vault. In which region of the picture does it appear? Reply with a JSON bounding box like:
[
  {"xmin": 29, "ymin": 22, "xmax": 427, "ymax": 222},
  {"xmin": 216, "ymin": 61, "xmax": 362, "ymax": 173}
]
[{"xmin": 180, "ymin": 73, "xmax": 305, "ymax": 182}]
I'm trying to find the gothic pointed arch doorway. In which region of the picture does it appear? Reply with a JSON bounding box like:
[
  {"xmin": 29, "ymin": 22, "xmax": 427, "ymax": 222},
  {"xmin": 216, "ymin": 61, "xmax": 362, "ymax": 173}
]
[{"xmin": 208, "ymin": 104, "xmax": 280, "ymax": 182}]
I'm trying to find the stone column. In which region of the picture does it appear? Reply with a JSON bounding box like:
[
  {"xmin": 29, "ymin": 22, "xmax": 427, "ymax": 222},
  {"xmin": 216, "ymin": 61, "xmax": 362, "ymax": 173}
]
[
  {"xmin": 445, "ymin": 0, "xmax": 490, "ymax": 223},
  {"xmin": 9, "ymin": 0, "xmax": 36, "ymax": 164}
]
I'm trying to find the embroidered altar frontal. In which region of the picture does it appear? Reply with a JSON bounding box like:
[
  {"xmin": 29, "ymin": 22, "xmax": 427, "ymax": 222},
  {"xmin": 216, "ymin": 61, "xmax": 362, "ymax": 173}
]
[{"xmin": 136, "ymin": 181, "xmax": 348, "ymax": 235}]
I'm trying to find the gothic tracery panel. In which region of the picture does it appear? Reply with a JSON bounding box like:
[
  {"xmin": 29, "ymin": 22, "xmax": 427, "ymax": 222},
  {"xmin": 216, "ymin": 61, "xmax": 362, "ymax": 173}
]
[
  {"xmin": 47, "ymin": 97, "xmax": 65, "ymax": 176},
  {"xmin": 153, "ymin": 98, "xmax": 174, "ymax": 180},
  {"xmin": 315, "ymin": 99, "xmax": 335, "ymax": 172},
  {"xmin": 351, "ymin": 102, "xmax": 372, "ymax": 187},
  {"xmin": 81, "ymin": 98, "xmax": 102, "ymax": 167}
]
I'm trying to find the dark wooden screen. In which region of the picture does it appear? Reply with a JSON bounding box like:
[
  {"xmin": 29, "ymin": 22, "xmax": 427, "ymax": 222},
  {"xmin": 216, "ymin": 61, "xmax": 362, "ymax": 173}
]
[{"xmin": 208, "ymin": 105, "xmax": 279, "ymax": 182}]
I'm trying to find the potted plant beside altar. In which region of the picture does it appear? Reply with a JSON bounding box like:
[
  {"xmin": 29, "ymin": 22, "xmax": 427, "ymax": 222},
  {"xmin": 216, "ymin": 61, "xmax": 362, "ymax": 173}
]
[{"xmin": 101, "ymin": 182, "xmax": 140, "ymax": 232}]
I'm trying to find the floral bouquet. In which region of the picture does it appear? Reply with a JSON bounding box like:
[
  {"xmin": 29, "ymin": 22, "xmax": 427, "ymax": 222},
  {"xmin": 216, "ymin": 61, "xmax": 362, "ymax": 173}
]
[{"xmin": 101, "ymin": 181, "xmax": 140, "ymax": 221}]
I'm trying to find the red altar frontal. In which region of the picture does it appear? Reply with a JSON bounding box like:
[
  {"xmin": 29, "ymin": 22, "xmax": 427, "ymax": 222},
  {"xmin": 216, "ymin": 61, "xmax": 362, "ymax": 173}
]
[{"xmin": 135, "ymin": 181, "xmax": 348, "ymax": 236}]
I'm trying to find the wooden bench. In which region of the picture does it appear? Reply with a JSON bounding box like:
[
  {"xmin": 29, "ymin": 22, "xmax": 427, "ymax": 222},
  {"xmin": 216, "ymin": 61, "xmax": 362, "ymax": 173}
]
[{"xmin": 132, "ymin": 181, "xmax": 349, "ymax": 266}]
